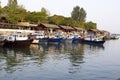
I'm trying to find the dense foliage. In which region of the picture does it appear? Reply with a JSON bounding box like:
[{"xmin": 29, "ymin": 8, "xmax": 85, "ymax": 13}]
[
  {"xmin": 71, "ymin": 6, "xmax": 86, "ymax": 22},
  {"xmin": 0, "ymin": 0, "xmax": 97, "ymax": 29},
  {"xmin": 84, "ymin": 21, "xmax": 97, "ymax": 30}
]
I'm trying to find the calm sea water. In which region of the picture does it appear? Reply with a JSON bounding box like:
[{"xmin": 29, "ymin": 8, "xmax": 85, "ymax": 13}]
[{"xmin": 0, "ymin": 39, "xmax": 120, "ymax": 80}]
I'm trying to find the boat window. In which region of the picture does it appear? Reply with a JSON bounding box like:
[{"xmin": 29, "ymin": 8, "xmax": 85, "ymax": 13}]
[
  {"xmin": 9, "ymin": 37, "xmax": 12, "ymax": 39},
  {"xmin": 23, "ymin": 35, "xmax": 26, "ymax": 37},
  {"xmin": 20, "ymin": 35, "xmax": 22, "ymax": 37}
]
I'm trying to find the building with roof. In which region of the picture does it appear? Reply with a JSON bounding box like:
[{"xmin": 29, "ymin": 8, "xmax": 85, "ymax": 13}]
[
  {"xmin": 59, "ymin": 25, "xmax": 75, "ymax": 32},
  {"xmin": 37, "ymin": 23, "xmax": 60, "ymax": 33}
]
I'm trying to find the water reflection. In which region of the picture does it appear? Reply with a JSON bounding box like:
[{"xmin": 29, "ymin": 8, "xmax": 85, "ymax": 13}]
[
  {"xmin": 0, "ymin": 43, "xmax": 105, "ymax": 77},
  {"xmin": 30, "ymin": 44, "xmax": 47, "ymax": 65},
  {"xmin": 85, "ymin": 44, "xmax": 104, "ymax": 50},
  {"xmin": 0, "ymin": 47, "xmax": 31, "ymax": 73},
  {"xmin": 1, "ymin": 47, "xmax": 36, "ymax": 73},
  {"xmin": 67, "ymin": 43, "xmax": 85, "ymax": 74}
]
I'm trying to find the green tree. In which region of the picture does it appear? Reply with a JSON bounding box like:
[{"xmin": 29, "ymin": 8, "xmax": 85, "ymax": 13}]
[
  {"xmin": 1, "ymin": 0, "xmax": 28, "ymax": 23},
  {"xmin": 61, "ymin": 17, "xmax": 75, "ymax": 27},
  {"xmin": 71, "ymin": 6, "xmax": 80, "ymax": 21},
  {"xmin": 15, "ymin": 6, "xmax": 27, "ymax": 22},
  {"xmin": 0, "ymin": 1, "xmax": 2, "ymax": 16},
  {"xmin": 48, "ymin": 15, "xmax": 65, "ymax": 25},
  {"xmin": 25, "ymin": 7, "xmax": 49, "ymax": 24},
  {"xmin": 71, "ymin": 6, "xmax": 86, "ymax": 22},
  {"xmin": 75, "ymin": 21, "xmax": 85, "ymax": 28},
  {"xmin": 48, "ymin": 15, "xmax": 85, "ymax": 28},
  {"xmin": 84, "ymin": 21, "xmax": 97, "ymax": 30},
  {"xmin": 25, "ymin": 11, "xmax": 48, "ymax": 24},
  {"xmin": 41, "ymin": 7, "xmax": 50, "ymax": 17},
  {"xmin": 40, "ymin": 7, "xmax": 49, "ymax": 23},
  {"xmin": 79, "ymin": 8, "xmax": 86, "ymax": 22},
  {"xmin": 12, "ymin": 0, "xmax": 18, "ymax": 9},
  {"xmin": 7, "ymin": 0, "xmax": 18, "ymax": 10},
  {"xmin": 7, "ymin": 0, "xmax": 13, "ymax": 8}
]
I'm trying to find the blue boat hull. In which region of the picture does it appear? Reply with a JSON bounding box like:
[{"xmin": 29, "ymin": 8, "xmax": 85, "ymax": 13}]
[
  {"xmin": 72, "ymin": 38, "xmax": 81, "ymax": 43},
  {"xmin": 48, "ymin": 38, "xmax": 62, "ymax": 42},
  {"xmin": 39, "ymin": 38, "xmax": 65, "ymax": 44},
  {"xmin": 80, "ymin": 39, "xmax": 105, "ymax": 45},
  {"xmin": 39, "ymin": 38, "xmax": 48, "ymax": 43}
]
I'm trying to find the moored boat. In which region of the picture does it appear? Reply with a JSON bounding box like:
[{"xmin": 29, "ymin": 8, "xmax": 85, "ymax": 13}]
[
  {"xmin": 110, "ymin": 36, "xmax": 119, "ymax": 40},
  {"xmin": 39, "ymin": 38, "xmax": 48, "ymax": 44},
  {"xmin": 3, "ymin": 32, "xmax": 33, "ymax": 47},
  {"xmin": 4, "ymin": 39, "xmax": 33, "ymax": 47},
  {"xmin": 31, "ymin": 32, "xmax": 41, "ymax": 44},
  {"xmin": 39, "ymin": 33, "xmax": 66, "ymax": 44},
  {"xmin": 79, "ymin": 38, "xmax": 105, "ymax": 45},
  {"xmin": 47, "ymin": 38, "xmax": 64, "ymax": 44}
]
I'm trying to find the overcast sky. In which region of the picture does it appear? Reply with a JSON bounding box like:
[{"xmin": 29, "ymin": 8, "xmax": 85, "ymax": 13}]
[{"xmin": 1, "ymin": 0, "xmax": 120, "ymax": 33}]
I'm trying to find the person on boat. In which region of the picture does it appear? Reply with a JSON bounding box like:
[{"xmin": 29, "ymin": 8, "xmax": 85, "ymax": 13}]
[{"xmin": 87, "ymin": 32, "xmax": 94, "ymax": 41}]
